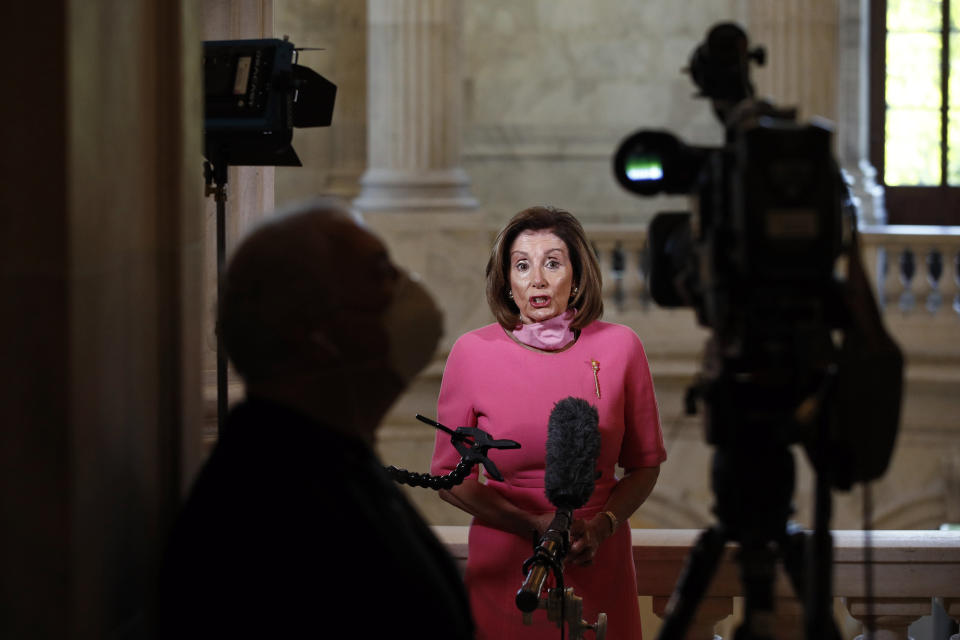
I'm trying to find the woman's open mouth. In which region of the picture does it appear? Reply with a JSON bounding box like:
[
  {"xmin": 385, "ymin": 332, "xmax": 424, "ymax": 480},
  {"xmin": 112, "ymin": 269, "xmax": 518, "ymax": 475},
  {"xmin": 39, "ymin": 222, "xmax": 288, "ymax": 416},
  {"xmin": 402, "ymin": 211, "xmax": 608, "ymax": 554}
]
[{"xmin": 530, "ymin": 296, "xmax": 551, "ymax": 308}]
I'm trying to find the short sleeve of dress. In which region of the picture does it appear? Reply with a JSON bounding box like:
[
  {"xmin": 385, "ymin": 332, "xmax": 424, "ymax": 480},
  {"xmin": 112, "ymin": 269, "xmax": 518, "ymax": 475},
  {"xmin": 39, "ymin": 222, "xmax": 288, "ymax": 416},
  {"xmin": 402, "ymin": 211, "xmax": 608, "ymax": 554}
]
[
  {"xmin": 618, "ymin": 332, "xmax": 667, "ymax": 470},
  {"xmin": 430, "ymin": 335, "xmax": 480, "ymax": 478}
]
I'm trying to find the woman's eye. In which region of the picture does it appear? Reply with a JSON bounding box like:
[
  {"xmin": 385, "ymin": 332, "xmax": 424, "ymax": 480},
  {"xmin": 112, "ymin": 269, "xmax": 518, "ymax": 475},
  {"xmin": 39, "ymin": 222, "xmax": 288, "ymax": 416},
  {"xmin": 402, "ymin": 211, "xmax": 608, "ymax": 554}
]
[
  {"xmin": 546, "ymin": 259, "xmax": 560, "ymax": 269},
  {"xmin": 515, "ymin": 262, "xmax": 528, "ymax": 272}
]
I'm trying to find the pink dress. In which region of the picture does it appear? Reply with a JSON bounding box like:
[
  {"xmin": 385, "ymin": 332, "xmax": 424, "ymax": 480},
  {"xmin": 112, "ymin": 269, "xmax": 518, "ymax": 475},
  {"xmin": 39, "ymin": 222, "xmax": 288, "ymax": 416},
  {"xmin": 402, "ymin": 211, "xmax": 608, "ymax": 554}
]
[{"xmin": 430, "ymin": 321, "xmax": 666, "ymax": 640}]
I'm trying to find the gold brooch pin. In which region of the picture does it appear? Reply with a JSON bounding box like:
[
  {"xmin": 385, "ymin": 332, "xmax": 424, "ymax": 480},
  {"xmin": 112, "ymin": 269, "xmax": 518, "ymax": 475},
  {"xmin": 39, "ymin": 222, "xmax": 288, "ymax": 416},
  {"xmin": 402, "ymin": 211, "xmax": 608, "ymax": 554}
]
[{"xmin": 590, "ymin": 359, "xmax": 601, "ymax": 399}]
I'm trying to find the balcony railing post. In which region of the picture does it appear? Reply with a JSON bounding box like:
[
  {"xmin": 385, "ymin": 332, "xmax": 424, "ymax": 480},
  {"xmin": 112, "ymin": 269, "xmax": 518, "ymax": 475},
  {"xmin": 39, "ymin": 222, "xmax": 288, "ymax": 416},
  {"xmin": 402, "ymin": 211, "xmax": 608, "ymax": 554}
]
[
  {"xmin": 943, "ymin": 597, "xmax": 960, "ymax": 640},
  {"xmin": 652, "ymin": 595, "xmax": 732, "ymax": 640},
  {"xmin": 845, "ymin": 597, "xmax": 929, "ymax": 640},
  {"xmin": 860, "ymin": 225, "xmax": 960, "ymax": 317}
]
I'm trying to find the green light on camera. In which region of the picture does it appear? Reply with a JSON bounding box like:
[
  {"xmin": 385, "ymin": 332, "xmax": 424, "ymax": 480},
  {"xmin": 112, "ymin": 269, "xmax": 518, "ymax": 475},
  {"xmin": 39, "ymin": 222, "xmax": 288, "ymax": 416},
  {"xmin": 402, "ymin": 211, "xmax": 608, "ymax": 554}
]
[{"xmin": 625, "ymin": 154, "xmax": 664, "ymax": 182}]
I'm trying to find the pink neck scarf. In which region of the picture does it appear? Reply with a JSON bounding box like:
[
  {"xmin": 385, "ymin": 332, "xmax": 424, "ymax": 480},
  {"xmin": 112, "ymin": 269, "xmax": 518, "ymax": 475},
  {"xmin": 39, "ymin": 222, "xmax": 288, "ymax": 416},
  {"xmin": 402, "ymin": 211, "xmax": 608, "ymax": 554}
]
[{"xmin": 511, "ymin": 309, "xmax": 577, "ymax": 351}]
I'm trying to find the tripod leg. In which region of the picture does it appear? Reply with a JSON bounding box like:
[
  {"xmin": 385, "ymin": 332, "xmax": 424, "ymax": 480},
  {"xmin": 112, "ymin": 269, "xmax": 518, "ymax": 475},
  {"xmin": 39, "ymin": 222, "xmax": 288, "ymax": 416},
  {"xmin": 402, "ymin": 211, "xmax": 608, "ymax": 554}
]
[
  {"xmin": 780, "ymin": 484, "xmax": 844, "ymax": 640},
  {"xmin": 780, "ymin": 527, "xmax": 808, "ymax": 607},
  {"xmin": 789, "ymin": 391, "xmax": 845, "ymax": 640},
  {"xmin": 807, "ymin": 527, "xmax": 842, "ymax": 640},
  {"xmin": 779, "ymin": 529, "xmax": 843, "ymax": 640},
  {"xmin": 733, "ymin": 540, "xmax": 778, "ymax": 640},
  {"xmin": 656, "ymin": 526, "xmax": 727, "ymax": 640}
]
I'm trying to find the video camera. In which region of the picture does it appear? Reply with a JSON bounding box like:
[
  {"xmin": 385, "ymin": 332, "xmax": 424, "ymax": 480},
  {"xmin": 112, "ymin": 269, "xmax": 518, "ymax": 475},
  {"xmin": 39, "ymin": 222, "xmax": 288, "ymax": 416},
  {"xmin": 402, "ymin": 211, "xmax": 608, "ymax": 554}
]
[
  {"xmin": 614, "ymin": 23, "xmax": 842, "ymax": 331},
  {"xmin": 612, "ymin": 22, "xmax": 900, "ymax": 493}
]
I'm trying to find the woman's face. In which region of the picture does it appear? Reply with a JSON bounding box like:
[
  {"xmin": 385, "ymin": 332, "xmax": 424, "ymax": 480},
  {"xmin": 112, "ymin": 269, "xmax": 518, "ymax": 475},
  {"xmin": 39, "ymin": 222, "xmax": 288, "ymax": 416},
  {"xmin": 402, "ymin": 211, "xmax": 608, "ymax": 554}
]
[{"xmin": 508, "ymin": 229, "xmax": 575, "ymax": 325}]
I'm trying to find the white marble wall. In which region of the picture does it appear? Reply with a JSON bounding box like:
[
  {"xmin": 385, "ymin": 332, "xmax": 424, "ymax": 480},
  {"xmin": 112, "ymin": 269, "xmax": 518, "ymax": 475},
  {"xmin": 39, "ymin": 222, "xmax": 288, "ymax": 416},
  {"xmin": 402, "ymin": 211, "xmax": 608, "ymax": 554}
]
[
  {"xmin": 274, "ymin": 1, "xmax": 367, "ymax": 200},
  {"xmin": 461, "ymin": 0, "xmax": 749, "ymax": 226}
]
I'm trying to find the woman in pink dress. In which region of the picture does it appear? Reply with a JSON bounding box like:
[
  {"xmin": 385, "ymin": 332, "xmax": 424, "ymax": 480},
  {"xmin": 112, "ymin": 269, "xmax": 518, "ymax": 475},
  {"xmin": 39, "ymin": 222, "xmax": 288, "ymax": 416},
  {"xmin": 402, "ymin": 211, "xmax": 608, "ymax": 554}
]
[{"xmin": 431, "ymin": 206, "xmax": 666, "ymax": 640}]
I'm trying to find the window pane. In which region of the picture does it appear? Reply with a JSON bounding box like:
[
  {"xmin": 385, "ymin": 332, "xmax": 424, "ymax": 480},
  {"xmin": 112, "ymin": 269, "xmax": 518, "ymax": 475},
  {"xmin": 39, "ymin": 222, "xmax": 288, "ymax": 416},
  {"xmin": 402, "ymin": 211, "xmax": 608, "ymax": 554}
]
[
  {"xmin": 887, "ymin": 33, "xmax": 943, "ymax": 107},
  {"xmin": 950, "ymin": 109, "xmax": 960, "ymax": 184},
  {"xmin": 952, "ymin": 0, "xmax": 960, "ymax": 29},
  {"xmin": 889, "ymin": 0, "xmax": 942, "ymax": 31},
  {"xmin": 952, "ymin": 33, "xmax": 960, "ymax": 108},
  {"xmin": 886, "ymin": 108, "xmax": 942, "ymax": 185}
]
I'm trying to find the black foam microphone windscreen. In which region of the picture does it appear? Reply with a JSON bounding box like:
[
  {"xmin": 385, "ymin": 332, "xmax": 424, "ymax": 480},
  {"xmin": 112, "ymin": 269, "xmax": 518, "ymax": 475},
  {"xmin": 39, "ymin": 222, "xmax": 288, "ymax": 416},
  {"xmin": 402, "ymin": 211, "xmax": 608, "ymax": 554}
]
[{"xmin": 544, "ymin": 396, "xmax": 601, "ymax": 511}]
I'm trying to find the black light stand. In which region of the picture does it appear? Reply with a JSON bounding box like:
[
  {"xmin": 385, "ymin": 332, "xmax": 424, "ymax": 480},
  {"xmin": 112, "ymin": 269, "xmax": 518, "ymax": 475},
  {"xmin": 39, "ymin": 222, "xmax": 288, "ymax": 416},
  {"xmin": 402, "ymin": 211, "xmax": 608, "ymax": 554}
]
[
  {"xmin": 203, "ymin": 156, "xmax": 229, "ymax": 433},
  {"xmin": 201, "ymin": 38, "xmax": 337, "ymax": 432}
]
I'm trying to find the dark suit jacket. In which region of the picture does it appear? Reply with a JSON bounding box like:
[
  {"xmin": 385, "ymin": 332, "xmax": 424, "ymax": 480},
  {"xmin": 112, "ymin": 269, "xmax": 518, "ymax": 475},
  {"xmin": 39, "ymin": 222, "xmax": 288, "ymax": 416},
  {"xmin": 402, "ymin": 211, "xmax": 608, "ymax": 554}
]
[{"xmin": 159, "ymin": 397, "xmax": 474, "ymax": 638}]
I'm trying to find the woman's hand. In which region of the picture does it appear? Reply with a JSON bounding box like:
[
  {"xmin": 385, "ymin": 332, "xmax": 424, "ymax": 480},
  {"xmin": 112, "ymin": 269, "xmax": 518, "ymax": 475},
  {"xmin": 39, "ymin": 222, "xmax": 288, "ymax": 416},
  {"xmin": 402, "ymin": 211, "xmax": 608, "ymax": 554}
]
[
  {"xmin": 563, "ymin": 466, "xmax": 660, "ymax": 567},
  {"xmin": 566, "ymin": 513, "xmax": 614, "ymax": 566},
  {"xmin": 439, "ymin": 480, "xmax": 558, "ymax": 542},
  {"xmin": 531, "ymin": 512, "xmax": 558, "ymax": 540}
]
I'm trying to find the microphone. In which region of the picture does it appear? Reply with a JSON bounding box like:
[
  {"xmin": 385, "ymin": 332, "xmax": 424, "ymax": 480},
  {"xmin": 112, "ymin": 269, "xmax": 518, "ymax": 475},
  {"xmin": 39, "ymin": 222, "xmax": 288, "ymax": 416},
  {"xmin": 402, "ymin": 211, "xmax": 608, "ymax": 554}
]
[
  {"xmin": 516, "ymin": 397, "xmax": 600, "ymax": 613},
  {"xmin": 544, "ymin": 397, "xmax": 602, "ymax": 511}
]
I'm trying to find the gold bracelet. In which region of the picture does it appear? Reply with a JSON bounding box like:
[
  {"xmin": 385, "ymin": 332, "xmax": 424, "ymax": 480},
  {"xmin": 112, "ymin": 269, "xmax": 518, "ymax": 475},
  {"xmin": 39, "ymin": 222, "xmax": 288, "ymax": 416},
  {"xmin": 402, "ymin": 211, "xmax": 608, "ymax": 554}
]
[{"xmin": 600, "ymin": 510, "xmax": 619, "ymax": 535}]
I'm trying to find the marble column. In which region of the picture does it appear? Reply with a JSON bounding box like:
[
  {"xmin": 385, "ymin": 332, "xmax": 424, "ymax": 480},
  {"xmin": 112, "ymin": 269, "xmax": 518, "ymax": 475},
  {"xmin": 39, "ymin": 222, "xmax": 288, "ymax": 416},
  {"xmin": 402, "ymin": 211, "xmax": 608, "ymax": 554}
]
[
  {"xmin": 354, "ymin": 2, "xmax": 488, "ymax": 516},
  {"xmin": 325, "ymin": 2, "xmax": 368, "ymax": 200},
  {"xmin": 748, "ymin": 0, "xmax": 885, "ymax": 226},
  {"xmin": 0, "ymin": 1, "xmax": 203, "ymax": 635},
  {"xmin": 351, "ymin": 0, "xmax": 486, "ymax": 347},
  {"xmin": 748, "ymin": 0, "xmax": 839, "ymax": 123},
  {"xmin": 354, "ymin": 0, "xmax": 477, "ymax": 212},
  {"xmin": 836, "ymin": 0, "xmax": 887, "ymax": 226},
  {"xmin": 272, "ymin": 0, "xmax": 367, "ymax": 202}
]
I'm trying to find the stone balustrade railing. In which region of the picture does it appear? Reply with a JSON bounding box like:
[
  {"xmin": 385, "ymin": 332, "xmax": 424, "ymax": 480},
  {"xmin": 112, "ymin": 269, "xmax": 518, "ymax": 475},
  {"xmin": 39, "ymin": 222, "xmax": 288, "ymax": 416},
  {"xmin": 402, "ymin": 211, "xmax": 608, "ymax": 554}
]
[
  {"xmin": 859, "ymin": 226, "xmax": 960, "ymax": 320},
  {"xmin": 586, "ymin": 223, "xmax": 654, "ymax": 314},
  {"xmin": 432, "ymin": 526, "xmax": 960, "ymax": 640},
  {"xmin": 584, "ymin": 222, "xmax": 960, "ymax": 325}
]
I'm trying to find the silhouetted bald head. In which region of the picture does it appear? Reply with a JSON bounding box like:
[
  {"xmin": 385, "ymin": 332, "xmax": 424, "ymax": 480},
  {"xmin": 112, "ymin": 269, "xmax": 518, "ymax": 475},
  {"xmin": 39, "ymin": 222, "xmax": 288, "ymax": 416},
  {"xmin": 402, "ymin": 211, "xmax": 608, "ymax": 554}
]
[{"xmin": 217, "ymin": 199, "xmax": 399, "ymax": 385}]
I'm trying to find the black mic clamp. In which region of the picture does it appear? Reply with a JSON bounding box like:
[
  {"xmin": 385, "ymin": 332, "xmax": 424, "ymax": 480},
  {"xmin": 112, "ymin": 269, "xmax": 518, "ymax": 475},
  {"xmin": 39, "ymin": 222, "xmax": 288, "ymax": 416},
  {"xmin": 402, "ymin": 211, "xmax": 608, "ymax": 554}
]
[{"xmin": 385, "ymin": 415, "xmax": 521, "ymax": 489}]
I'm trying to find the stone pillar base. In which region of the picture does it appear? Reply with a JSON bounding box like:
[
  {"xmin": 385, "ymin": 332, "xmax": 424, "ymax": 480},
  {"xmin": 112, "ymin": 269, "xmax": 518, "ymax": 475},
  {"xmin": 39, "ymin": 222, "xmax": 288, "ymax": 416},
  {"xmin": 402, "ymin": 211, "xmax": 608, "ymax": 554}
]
[
  {"xmin": 846, "ymin": 159, "xmax": 887, "ymax": 227},
  {"xmin": 354, "ymin": 168, "xmax": 478, "ymax": 212}
]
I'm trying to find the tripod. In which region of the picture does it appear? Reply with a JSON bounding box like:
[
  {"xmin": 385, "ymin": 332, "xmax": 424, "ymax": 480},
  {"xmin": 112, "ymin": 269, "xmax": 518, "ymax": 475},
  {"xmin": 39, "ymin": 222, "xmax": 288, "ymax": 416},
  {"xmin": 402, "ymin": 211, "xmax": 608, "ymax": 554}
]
[{"xmin": 657, "ymin": 369, "xmax": 844, "ymax": 640}]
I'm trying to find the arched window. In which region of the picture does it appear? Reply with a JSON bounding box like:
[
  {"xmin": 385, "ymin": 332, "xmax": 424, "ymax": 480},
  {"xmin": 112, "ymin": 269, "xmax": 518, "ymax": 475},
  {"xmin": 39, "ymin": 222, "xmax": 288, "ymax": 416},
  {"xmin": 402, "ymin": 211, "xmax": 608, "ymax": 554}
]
[{"xmin": 870, "ymin": 0, "xmax": 960, "ymax": 224}]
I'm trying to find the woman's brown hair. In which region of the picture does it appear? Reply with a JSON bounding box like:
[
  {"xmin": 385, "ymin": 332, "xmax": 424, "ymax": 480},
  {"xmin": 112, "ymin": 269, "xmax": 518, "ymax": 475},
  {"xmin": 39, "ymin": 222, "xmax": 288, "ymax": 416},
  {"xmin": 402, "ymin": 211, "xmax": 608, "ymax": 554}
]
[{"xmin": 485, "ymin": 206, "xmax": 603, "ymax": 330}]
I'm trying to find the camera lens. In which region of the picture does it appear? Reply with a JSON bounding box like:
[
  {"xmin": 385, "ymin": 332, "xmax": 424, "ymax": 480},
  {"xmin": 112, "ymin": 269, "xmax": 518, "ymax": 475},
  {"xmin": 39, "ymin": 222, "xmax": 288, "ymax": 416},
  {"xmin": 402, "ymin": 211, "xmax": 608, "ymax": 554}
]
[
  {"xmin": 625, "ymin": 152, "xmax": 664, "ymax": 183},
  {"xmin": 614, "ymin": 130, "xmax": 704, "ymax": 196}
]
